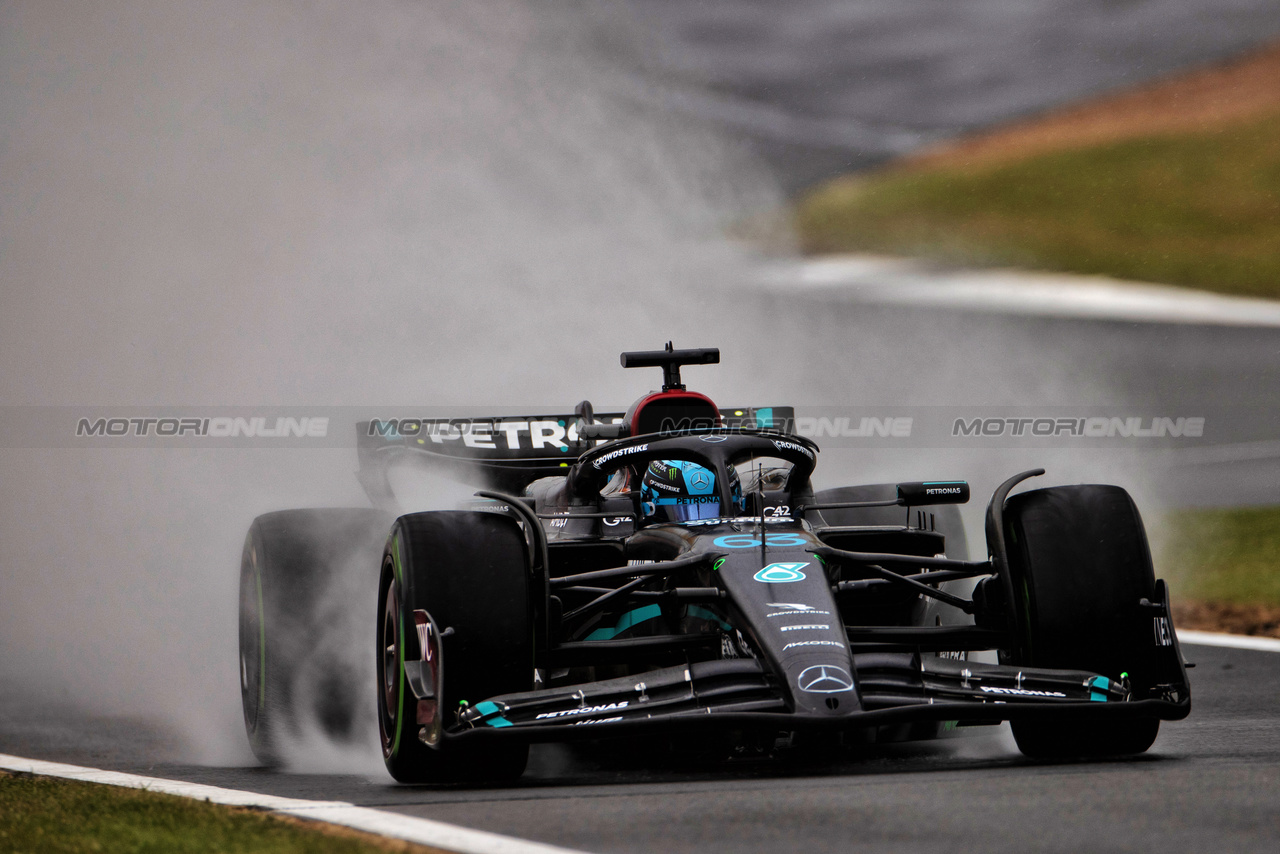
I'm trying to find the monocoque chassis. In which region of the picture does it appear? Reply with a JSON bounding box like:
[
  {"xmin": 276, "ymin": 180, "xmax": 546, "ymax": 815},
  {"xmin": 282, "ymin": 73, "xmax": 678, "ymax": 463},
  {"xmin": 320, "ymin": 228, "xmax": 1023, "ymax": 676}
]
[{"xmin": 239, "ymin": 347, "xmax": 1190, "ymax": 782}]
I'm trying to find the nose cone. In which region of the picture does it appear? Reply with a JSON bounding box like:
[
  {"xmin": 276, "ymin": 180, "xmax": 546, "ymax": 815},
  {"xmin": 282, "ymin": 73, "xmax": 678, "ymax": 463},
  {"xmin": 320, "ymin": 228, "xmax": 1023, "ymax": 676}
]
[{"xmin": 705, "ymin": 530, "xmax": 861, "ymax": 716}]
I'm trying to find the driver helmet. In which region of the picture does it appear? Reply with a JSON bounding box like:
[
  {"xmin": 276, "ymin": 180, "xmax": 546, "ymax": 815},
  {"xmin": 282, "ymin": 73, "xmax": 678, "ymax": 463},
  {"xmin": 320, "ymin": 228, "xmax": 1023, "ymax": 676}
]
[{"xmin": 640, "ymin": 459, "xmax": 743, "ymax": 523}]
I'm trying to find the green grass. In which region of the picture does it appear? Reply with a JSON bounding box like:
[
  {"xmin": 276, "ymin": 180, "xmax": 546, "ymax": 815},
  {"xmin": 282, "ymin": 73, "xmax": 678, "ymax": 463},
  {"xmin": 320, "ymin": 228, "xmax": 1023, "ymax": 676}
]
[
  {"xmin": 1159, "ymin": 505, "xmax": 1280, "ymax": 605},
  {"xmin": 795, "ymin": 111, "xmax": 1280, "ymax": 299},
  {"xmin": 0, "ymin": 774, "xmax": 419, "ymax": 854}
]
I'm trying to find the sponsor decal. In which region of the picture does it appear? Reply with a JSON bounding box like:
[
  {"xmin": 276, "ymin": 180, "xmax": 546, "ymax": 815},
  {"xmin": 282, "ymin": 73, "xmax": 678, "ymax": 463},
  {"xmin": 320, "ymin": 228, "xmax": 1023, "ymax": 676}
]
[
  {"xmin": 602, "ymin": 516, "xmax": 627, "ymax": 527},
  {"xmin": 763, "ymin": 505, "xmax": 791, "ymax": 518},
  {"xmin": 592, "ymin": 443, "xmax": 649, "ymax": 469},
  {"xmin": 770, "ymin": 438, "xmax": 815, "ymax": 460},
  {"xmin": 937, "ymin": 650, "xmax": 967, "ymax": 661},
  {"xmin": 797, "ymin": 664, "xmax": 855, "ymax": 694},
  {"xmin": 754, "ymin": 562, "xmax": 809, "ymax": 583},
  {"xmin": 713, "ymin": 532, "xmax": 808, "ymax": 549},
  {"xmin": 573, "ymin": 716, "xmax": 624, "ymax": 726},
  {"xmin": 653, "ymin": 494, "xmax": 719, "ymax": 506},
  {"xmin": 766, "ymin": 606, "xmax": 830, "ymax": 618},
  {"xmin": 689, "ymin": 470, "xmax": 711, "ymax": 490},
  {"xmin": 926, "ymin": 487, "xmax": 962, "ymax": 495},
  {"xmin": 699, "ymin": 434, "xmax": 729, "ymax": 443},
  {"xmin": 780, "ymin": 624, "xmax": 830, "ymax": 631},
  {"xmin": 368, "ymin": 418, "xmax": 578, "ymax": 451},
  {"xmin": 535, "ymin": 701, "xmax": 629, "ymax": 720},
  {"xmin": 782, "ymin": 640, "xmax": 844, "ymax": 651},
  {"xmin": 978, "ymin": 686, "xmax": 1066, "ymax": 698}
]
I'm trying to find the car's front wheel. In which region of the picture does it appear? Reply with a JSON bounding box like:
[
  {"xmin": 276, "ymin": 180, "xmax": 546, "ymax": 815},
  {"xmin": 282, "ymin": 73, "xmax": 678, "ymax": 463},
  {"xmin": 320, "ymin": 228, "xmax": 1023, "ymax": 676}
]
[
  {"xmin": 1001, "ymin": 484, "xmax": 1162, "ymax": 759},
  {"xmin": 377, "ymin": 511, "xmax": 532, "ymax": 783}
]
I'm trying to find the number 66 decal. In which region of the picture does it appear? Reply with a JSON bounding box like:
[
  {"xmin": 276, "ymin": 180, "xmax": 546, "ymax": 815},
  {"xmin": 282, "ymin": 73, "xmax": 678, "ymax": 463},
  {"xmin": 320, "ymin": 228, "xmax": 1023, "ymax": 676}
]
[{"xmin": 713, "ymin": 533, "xmax": 808, "ymax": 548}]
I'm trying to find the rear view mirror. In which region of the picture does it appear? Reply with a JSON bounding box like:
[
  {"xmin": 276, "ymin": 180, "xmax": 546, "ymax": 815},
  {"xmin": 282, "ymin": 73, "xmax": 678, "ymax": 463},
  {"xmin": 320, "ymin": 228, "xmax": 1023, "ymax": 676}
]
[{"xmin": 897, "ymin": 481, "xmax": 970, "ymax": 505}]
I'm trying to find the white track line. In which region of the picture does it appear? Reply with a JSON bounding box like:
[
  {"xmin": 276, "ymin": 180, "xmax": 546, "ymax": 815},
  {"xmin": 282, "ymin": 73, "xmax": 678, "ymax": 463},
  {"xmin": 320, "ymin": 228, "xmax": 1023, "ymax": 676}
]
[
  {"xmin": 763, "ymin": 255, "xmax": 1280, "ymax": 327},
  {"xmin": 1178, "ymin": 630, "xmax": 1280, "ymax": 653},
  {"xmin": 0, "ymin": 754, "xmax": 591, "ymax": 854}
]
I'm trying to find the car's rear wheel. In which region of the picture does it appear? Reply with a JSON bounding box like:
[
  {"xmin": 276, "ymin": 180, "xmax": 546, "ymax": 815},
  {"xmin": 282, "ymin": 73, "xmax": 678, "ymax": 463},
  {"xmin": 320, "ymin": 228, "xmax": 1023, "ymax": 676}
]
[
  {"xmin": 1002, "ymin": 484, "xmax": 1160, "ymax": 759},
  {"xmin": 377, "ymin": 511, "xmax": 532, "ymax": 783},
  {"xmin": 239, "ymin": 508, "xmax": 390, "ymax": 765}
]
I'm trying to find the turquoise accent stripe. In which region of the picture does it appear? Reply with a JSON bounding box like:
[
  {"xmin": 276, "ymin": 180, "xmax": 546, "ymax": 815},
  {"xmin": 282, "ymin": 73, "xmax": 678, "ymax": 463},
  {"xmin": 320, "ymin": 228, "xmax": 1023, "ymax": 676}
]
[
  {"xmin": 755, "ymin": 408, "xmax": 774, "ymax": 428},
  {"xmin": 1087, "ymin": 676, "xmax": 1111, "ymax": 702},
  {"xmin": 684, "ymin": 605, "xmax": 732, "ymax": 631},
  {"xmin": 474, "ymin": 700, "xmax": 513, "ymax": 727},
  {"xmin": 585, "ymin": 604, "xmax": 663, "ymax": 641}
]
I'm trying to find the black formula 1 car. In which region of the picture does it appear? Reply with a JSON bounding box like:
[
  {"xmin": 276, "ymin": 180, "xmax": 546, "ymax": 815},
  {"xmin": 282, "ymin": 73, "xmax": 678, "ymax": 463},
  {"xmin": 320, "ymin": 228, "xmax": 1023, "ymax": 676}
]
[{"xmin": 238, "ymin": 345, "xmax": 1190, "ymax": 782}]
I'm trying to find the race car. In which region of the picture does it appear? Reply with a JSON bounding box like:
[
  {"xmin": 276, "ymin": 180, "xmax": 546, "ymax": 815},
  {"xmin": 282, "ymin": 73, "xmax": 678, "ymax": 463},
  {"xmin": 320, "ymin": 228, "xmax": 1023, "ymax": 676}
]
[{"xmin": 238, "ymin": 345, "xmax": 1190, "ymax": 782}]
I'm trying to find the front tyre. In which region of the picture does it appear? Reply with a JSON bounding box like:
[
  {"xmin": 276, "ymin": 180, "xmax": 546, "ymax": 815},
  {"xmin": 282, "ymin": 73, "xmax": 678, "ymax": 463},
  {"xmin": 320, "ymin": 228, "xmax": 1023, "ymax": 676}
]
[
  {"xmin": 1002, "ymin": 484, "xmax": 1161, "ymax": 759},
  {"xmin": 377, "ymin": 511, "xmax": 532, "ymax": 783}
]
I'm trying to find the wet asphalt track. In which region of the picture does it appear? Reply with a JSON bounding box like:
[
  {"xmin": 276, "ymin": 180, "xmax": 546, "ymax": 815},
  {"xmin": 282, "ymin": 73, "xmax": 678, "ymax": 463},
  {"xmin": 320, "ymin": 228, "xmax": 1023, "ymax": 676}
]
[{"xmin": 2, "ymin": 642, "xmax": 1276, "ymax": 853}]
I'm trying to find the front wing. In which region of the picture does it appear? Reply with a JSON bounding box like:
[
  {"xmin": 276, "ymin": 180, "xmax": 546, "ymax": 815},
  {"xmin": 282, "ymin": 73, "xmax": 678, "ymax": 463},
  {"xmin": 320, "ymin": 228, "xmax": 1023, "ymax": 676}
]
[{"xmin": 443, "ymin": 654, "xmax": 1190, "ymax": 745}]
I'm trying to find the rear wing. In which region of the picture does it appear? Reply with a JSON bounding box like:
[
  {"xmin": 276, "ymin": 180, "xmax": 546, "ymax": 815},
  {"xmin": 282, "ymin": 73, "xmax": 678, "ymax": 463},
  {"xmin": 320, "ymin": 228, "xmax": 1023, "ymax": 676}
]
[{"xmin": 356, "ymin": 407, "xmax": 793, "ymax": 508}]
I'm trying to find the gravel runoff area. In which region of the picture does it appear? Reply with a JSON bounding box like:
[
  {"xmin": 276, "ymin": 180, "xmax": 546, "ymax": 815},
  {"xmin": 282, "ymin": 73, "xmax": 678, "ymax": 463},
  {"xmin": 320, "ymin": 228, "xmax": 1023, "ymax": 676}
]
[
  {"xmin": 901, "ymin": 38, "xmax": 1280, "ymax": 171},
  {"xmin": 1174, "ymin": 601, "xmax": 1280, "ymax": 640}
]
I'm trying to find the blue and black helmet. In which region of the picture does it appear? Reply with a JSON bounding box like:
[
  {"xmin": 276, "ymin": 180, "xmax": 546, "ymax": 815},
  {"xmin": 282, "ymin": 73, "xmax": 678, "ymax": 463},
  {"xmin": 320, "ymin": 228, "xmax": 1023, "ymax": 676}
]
[{"xmin": 640, "ymin": 459, "xmax": 744, "ymax": 523}]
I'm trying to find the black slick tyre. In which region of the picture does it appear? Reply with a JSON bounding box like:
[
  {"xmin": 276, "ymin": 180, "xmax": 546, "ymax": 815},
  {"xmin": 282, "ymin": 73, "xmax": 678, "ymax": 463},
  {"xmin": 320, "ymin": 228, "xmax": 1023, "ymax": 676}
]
[
  {"xmin": 1002, "ymin": 484, "xmax": 1160, "ymax": 759},
  {"xmin": 239, "ymin": 508, "xmax": 390, "ymax": 765},
  {"xmin": 377, "ymin": 511, "xmax": 532, "ymax": 784}
]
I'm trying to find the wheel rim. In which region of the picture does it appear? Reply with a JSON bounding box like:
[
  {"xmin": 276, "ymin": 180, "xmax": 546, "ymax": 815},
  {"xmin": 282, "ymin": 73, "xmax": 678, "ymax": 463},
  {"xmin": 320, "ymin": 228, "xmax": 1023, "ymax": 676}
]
[{"xmin": 382, "ymin": 581, "xmax": 399, "ymax": 714}]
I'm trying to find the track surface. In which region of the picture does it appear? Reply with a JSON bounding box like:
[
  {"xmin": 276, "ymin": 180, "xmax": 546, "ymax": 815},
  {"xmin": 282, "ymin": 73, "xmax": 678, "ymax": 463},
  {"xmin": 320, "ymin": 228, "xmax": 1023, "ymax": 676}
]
[
  {"xmin": 620, "ymin": 0, "xmax": 1280, "ymax": 190},
  {"xmin": 2, "ymin": 642, "xmax": 1275, "ymax": 853}
]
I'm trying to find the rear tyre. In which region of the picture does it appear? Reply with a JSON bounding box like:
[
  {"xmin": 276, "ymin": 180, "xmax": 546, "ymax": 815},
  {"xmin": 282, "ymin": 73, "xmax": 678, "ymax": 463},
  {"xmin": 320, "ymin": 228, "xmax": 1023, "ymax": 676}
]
[
  {"xmin": 239, "ymin": 508, "xmax": 391, "ymax": 765},
  {"xmin": 1002, "ymin": 484, "xmax": 1160, "ymax": 759},
  {"xmin": 377, "ymin": 511, "xmax": 532, "ymax": 783}
]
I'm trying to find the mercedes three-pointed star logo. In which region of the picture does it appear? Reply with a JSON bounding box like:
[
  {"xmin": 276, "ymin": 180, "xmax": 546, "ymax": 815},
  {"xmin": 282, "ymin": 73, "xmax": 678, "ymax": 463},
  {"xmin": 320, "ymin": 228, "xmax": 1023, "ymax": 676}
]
[
  {"xmin": 690, "ymin": 471, "xmax": 710, "ymax": 489},
  {"xmin": 797, "ymin": 664, "xmax": 854, "ymax": 694}
]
